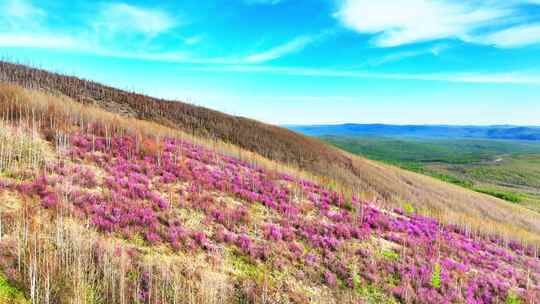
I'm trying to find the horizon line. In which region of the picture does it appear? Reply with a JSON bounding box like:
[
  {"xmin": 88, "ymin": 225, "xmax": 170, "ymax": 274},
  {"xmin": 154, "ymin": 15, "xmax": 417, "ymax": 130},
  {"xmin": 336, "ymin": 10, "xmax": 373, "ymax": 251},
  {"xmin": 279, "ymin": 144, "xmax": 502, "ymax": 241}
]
[{"xmin": 283, "ymin": 123, "xmax": 540, "ymax": 128}]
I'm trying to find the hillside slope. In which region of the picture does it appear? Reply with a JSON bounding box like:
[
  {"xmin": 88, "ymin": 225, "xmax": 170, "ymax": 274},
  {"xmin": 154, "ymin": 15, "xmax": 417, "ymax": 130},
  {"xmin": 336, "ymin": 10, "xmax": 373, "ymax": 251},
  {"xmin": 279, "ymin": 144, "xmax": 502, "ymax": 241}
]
[
  {"xmin": 1, "ymin": 62, "xmax": 540, "ymax": 245},
  {"xmin": 0, "ymin": 83, "xmax": 538, "ymax": 303}
]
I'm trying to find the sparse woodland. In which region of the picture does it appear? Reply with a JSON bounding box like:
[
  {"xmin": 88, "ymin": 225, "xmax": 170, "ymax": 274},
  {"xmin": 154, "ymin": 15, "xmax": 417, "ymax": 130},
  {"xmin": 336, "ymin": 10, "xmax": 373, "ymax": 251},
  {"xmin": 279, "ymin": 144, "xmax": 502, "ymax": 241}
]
[{"xmin": 0, "ymin": 65, "xmax": 539, "ymax": 303}]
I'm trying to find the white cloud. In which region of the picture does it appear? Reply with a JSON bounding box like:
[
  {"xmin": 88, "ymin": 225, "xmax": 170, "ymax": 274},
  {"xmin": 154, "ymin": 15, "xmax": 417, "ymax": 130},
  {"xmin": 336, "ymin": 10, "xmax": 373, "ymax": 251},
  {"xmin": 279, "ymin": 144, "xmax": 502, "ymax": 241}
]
[
  {"xmin": 473, "ymin": 24, "xmax": 540, "ymax": 47},
  {"xmin": 3, "ymin": 0, "xmax": 45, "ymax": 19},
  {"xmin": 185, "ymin": 65, "xmax": 540, "ymax": 85},
  {"xmin": 366, "ymin": 44, "xmax": 448, "ymax": 66},
  {"xmin": 243, "ymin": 35, "xmax": 315, "ymax": 63},
  {"xmin": 0, "ymin": 1, "xmax": 80, "ymax": 50},
  {"xmin": 95, "ymin": 3, "xmax": 176, "ymax": 36},
  {"xmin": 0, "ymin": 0, "xmax": 46, "ymax": 29},
  {"xmin": 335, "ymin": 0, "xmax": 511, "ymax": 47},
  {"xmin": 444, "ymin": 72, "xmax": 540, "ymax": 84},
  {"xmin": 0, "ymin": 33, "xmax": 77, "ymax": 49}
]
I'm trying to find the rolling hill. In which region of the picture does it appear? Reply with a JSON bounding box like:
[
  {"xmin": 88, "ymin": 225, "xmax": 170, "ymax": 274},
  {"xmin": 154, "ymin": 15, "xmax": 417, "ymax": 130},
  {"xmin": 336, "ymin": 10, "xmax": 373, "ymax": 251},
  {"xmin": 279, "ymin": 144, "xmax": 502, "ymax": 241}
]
[
  {"xmin": 0, "ymin": 82, "xmax": 539, "ymax": 303},
  {"xmin": 1, "ymin": 61, "xmax": 540, "ymax": 247}
]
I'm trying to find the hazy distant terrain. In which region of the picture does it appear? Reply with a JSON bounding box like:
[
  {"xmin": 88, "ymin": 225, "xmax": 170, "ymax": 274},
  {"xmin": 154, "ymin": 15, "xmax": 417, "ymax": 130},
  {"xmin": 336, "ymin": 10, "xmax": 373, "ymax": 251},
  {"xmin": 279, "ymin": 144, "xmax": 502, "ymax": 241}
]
[
  {"xmin": 289, "ymin": 125, "xmax": 540, "ymax": 212},
  {"xmin": 288, "ymin": 124, "xmax": 540, "ymax": 141}
]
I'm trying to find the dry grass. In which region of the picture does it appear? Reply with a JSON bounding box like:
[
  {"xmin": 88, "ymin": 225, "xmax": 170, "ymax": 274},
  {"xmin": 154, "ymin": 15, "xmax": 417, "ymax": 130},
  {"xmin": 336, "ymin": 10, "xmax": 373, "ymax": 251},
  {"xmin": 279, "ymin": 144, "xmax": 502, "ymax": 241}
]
[
  {"xmin": 0, "ymin": 122, "xmax": 50, "ymax": 174},
  {"xmin": 0, "ymin": 82, "xmax": 320, "ymax": 185},
  {"xmin": 0, "ymin": 191, "xmax": 239, "ymax": 304},
  {"xmin": 0, "ymin": 61, "xmax": 348, "ymax": 170}
]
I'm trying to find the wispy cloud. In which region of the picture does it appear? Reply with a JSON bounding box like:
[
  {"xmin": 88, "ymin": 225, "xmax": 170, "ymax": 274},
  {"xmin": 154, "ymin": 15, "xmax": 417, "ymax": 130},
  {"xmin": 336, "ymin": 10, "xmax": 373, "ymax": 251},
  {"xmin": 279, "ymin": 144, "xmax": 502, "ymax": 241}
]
[
  {"xmin": 0, "ymin": 0, "xmax": 46, "ymax": 29},
  {"xmin": 472, "ymin": 24, "xmax": 540, "ymax": 48},
  {"xmin": 0, "ymin": 33, "xmax": 77, "ymax": 49},
  {"xmin": 243, "ymin": 35, "xmax": 315, "ymax": 63},
  {"xmin": 335, "ymin": 0, "xmax": 533, "ymax": 48},
  {"xmin": 0, "ymin": 0, "xmax": 79, "ymax": 50},
  {"xmin": 1, "ymin": 0, "xmax": 538, "ymax": 73},
  {"xmin": 94, "ymin": 3, "xmax": 177, "ymax": 37},
  {"xmin": 365, "ymin": 44, "xmax": 449, "ymax": 66},
  {"xmin": 335, "ymin": 0, "xmax": 509, "ymax": 47},
  {"xmin": 3, "ymin": 0, "xmax": 45, "ymax": 19},
  {"xmin": 0, "ymin": 1, "xmax": 185, "ymax": 58},
  {"xmin": 184, "ymin": 65, "xmax": 540, "ymax": 85},
  {"xmin": 444, "ymin": 72, "xmax": 540, "ymax": 84}
]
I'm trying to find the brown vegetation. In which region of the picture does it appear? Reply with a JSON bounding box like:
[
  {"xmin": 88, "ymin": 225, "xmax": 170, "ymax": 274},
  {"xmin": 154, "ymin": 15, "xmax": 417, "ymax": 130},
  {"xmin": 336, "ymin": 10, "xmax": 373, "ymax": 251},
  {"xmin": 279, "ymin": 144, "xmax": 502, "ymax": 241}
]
[
  {"xmin": 0, "ymin": 193, "xmax": 238, "ymax": 304},
  {"xmin": 0, "ymin": 61, "xmax": 344, "ymax": 170},
  {"xmin": 0, "ymin": 84, "xmax": 361, "ymax": 303}
]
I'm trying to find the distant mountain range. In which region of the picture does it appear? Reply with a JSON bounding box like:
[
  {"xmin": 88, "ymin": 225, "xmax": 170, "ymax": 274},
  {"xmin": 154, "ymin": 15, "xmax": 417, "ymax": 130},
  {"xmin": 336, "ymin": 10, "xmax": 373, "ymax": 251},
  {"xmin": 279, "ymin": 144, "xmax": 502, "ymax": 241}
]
[{"xmin": 286, "ymin": 124, "xmax": 540, "ymax": 141}]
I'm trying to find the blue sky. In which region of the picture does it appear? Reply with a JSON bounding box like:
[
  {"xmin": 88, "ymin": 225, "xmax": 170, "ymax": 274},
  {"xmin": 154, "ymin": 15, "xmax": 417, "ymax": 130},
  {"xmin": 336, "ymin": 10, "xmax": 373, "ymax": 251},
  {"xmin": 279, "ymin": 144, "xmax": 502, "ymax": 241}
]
[{"xmin": 1, "ymin": 0, "xmax": 540, "ymax": 125}]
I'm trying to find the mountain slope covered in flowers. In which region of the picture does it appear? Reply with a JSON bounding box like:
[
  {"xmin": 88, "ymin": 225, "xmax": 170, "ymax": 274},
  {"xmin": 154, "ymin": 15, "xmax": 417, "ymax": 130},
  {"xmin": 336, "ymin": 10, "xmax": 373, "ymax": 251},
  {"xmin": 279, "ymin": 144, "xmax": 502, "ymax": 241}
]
[
  {"xmin": 0, "ymin": 84, "xmax": 539, "ymax": 303},
  {"xmin": 2, "ymin": 61, "xmax": 540, "ymax": 247}
]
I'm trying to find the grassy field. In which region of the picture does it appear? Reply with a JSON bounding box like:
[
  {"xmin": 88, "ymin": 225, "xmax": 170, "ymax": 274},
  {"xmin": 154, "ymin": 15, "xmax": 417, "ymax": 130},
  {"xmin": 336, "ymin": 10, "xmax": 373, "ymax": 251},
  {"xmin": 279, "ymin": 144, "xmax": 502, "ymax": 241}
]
[{"xmin": 322, "ymin": 135, "xmax": 540, "ymax": 212}]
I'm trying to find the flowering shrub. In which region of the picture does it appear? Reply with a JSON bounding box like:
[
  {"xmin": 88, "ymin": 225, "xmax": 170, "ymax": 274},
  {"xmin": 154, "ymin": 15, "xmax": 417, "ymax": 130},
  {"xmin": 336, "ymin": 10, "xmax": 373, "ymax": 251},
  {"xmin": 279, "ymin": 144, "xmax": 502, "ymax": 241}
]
[
  {"xmin": 4, "ymin": 131, "xmax": 539, "ymax": 303},
  {"xmin": 264, "ymin": 223, "xmax": 283, "ymax": 241},
  {"xmin": 324, "ymin": 271, "xmax": 338, "ymax": 287}
]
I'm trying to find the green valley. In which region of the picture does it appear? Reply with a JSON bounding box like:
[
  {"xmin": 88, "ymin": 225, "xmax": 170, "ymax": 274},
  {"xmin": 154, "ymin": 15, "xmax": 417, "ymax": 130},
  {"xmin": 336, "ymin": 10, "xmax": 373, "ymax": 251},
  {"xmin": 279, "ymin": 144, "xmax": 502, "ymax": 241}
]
[{"xmin": 321, "ymin": 136, "xmax": 540, "ymax": 212}]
